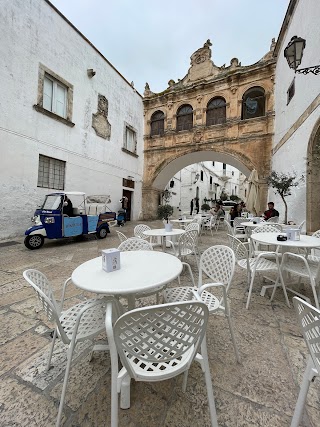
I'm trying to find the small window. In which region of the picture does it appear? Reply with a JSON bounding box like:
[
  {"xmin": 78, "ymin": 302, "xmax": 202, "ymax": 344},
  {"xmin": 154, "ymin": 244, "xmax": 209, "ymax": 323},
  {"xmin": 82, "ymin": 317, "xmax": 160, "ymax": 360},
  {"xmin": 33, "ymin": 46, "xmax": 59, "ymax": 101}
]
[
  {"xmin": 212, "ymin": 161, "xmax": 215, "ymax": 166},
  {"xmin": 150, "ymin": 111, "xmax": 165, "ymax": 136},
  {"xmin": 43, "ymin": 75, "xmax": 67, "ymax": 118},
  {"xmin": 123, "ymin": 123, "xmax": 138, "ymax": 156},
  {"xmin": 200, "ymin": 171, "xmax": 204, "ymax": 181},
  {"xmin": 206, "ymin": 97, "xmax": 226, "ymax": 126},
  {"xmin": 37, "ymin": 155, "xmax": 65, "ymax": 190},
  {"xmin": 170, "ymin": 180, "xmax": 174, "ymax": 188},
  {"xmin": 232, "ymin": 171, "xmax": 234, "ymax": 176},
  {"xmin": 210, "ymin": 176, "xmax": 213, "ymax": 184},
  {"xmin": 287, "ymin": 79, "xmax": 295, "ymax": 105},
  {"xmin": 176, "ymin": 104, "xmax": 193, "ymax": 131},
  {"xmin": 242, "ymin": 87, "xmax": 265, "ymax": 120},
  {"xmin": 34, "ymin": 64, "xmax": 74, "ymax": 126}
]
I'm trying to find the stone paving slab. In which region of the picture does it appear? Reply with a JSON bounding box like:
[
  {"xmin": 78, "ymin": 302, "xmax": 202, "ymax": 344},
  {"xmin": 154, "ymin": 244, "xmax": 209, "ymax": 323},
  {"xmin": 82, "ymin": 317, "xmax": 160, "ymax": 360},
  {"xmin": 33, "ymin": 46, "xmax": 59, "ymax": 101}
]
[{"xmin": 0, "ymin": 220, "xmax": 319, "ymax": 426}]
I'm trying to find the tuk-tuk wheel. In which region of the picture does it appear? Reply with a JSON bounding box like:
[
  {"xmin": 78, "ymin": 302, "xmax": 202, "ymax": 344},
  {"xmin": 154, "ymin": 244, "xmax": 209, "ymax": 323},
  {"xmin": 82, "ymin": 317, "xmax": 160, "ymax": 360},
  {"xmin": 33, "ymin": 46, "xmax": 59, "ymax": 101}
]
[
  {"xmin": 97, "ymin": 227, "xmax": 108, "ymax": 239},
  {"xmin": 24, "ymin": 234, "xmax": 44, "ymax": 250}
]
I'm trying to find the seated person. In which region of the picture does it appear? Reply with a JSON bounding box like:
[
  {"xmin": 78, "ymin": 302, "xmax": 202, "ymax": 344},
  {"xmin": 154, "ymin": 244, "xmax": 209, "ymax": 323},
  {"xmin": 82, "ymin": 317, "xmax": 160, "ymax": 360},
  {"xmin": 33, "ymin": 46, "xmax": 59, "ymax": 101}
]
[
  {"xmin": 264, "ymin": 202, "xmax": 279, "ymax": 220},
  {"xmin": 62, "ymin": 195, "xmax": 73, "ymax": 216},
  {"xmin": 229, "ymin": 205, "xmax": 239, "ymax": 227},
  {"xmin": 214, "ymin": 203, "xmax": 225, "ymax": 219}
]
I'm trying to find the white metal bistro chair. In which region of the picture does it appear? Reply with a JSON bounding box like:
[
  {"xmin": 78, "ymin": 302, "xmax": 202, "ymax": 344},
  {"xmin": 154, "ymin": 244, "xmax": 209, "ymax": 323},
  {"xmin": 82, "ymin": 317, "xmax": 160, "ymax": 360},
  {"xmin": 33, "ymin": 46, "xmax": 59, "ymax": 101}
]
[
  {"xmin": 106, "ymin": 300, "xmax": 218, "ymax": 427},
  {"xmin": 185, "ymin": 222, "xmax": 200, "ymax": 234},
  {"xmin": 117, "ymin": 237, "xmax": 153, "ymax": 252},
  {"xmin": 308, "ymin": 229, "xmax": 320, "ymax": 262},
  {"xmin": 133, "ymin": 224, "xmax": 159, "ymax": 247},
  {"xmin": 228, "ymin": 235, "xmax": 290, "ymax": 309},
  {"xmin": 201, "ymin": 215, "xmax": 216, "ymax": 236},
  {"xmin": 115, "ymin": 230, "xmax": 128, "ymax": 244},
  {"xmin": 290, "ymin": 297, "xmax": 320, "ymax": 427},
  {"xmin": 267, "ymin": 216, "xmax": 279, "ymax": 223},
  {"xmin": 23, "ymin": 269, "xmax": 107, "ymax": 427},
  {"xmin": 270, "ymin": 251, "xmax": 320, "ymax": 309},
  {"xmin": 164, "ymin": 245, "xmax": 240, "ymax": 363},
  {"xmin": 224, "ymin": 218, "xmax": 247, "ymax": 243},
  {"xmin": 250, "ymin": 224, "xmax": 282, "ymax": 256},
  {"xmin": 167, "ymin": 229, "xmax": 199, "ymax": 269}
]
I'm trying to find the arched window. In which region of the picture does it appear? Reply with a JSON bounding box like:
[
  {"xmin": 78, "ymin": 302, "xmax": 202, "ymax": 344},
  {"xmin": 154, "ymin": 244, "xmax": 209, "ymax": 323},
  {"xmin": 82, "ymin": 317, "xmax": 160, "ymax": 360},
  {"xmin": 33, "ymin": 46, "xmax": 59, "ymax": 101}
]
[
  {"xmin": 206, "ymin": 97, "xmax": 226, "ymax": 126},
  {"xmin": 176, "ymin": 104, "xmax": 193, "ymax": 131},
  {"xmin": 242, "ymin": 87, "xmax": 265, "ymax": 120},
  {"xmin": 150, "ymin": 110, "xmax": 165, "ymax": 136}
]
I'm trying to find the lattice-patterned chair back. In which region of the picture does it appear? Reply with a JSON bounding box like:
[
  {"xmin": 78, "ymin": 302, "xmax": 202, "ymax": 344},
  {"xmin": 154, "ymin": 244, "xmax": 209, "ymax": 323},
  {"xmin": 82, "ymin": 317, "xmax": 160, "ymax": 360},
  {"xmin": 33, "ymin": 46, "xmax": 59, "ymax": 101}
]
[
  {"xmin": 23, "ymin": 269, "xmax": 61, "ymax": 320},
  {"xmin": 312, "ymin": 229, "xmax": 320, "ymax": 239},
  {"xmin": 118, "ymin": 237, "xmax": 153, "ymax": 252},
  {"xmin": 228, "ymin": 235, "xmax": 248, "ymax": 261},
  {"xmin": 115, "ymin": 230, "xmax": 128, "ymax": 243},
  {"xmin": 177, "ymin": 229, "xmax": 198, "ymax": 256},
  {"xmin": 23, "ymin": 269, "xmax": 69, "ymax": 342},
  {"xmin": 199, "ymin": 245, "xmax": 235, "ymax": 293},
  {"xmin": 253, "ymin": 224, "xmax": 282, "ymax": 233},
  {"xmin": 134, "ymin": 224, "xmax": 151, "ymax": 240},
  {"xmin": 185, "ymin": 222, "xmax": 200, "ymax": 234},
  {"xmin": 293, "ymin": 297, "xmax": 320, "ymax": 374},
  {"xmin": 113, "ymin": 301, "xmax": 208, "ymax": 380},
  {"xmin": 290, "ymin": 296, "xmax": 320, "ymax": 427},
  {"xmin": 193, "ymin": 215, "xmax": 203, "ymax": 225},
  {"xmin": 233, "ymin": 217, "xmax": 247, "ymax": 228},
  {"xmin": 298, "ymin": 220, "xmax": 306, "ymax": 231}
]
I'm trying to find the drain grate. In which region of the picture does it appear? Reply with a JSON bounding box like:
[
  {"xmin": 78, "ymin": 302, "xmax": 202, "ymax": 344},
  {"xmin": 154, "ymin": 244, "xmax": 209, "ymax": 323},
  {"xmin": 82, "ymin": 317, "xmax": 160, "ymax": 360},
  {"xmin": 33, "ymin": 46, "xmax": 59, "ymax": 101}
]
[{"xmin": 0, "ymin": 241, "xmax": 20, "ymax": 248}]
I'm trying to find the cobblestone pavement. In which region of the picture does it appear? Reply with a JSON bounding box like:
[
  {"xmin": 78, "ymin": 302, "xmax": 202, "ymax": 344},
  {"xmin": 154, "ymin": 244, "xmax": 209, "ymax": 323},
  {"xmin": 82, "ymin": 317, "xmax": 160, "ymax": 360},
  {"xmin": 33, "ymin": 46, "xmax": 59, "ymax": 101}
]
[{"xmin": 1, "ymin": 220, "xmax": 319, "ymax": 427}]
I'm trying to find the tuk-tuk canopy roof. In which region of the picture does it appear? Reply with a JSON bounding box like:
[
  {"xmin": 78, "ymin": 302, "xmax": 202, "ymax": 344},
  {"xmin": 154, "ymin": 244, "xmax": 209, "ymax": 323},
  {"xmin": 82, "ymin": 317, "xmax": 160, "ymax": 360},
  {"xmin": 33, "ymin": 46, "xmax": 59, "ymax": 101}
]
[{"xmin": 47, "ymin": 192, "xmax": 86, "ymax": 197}]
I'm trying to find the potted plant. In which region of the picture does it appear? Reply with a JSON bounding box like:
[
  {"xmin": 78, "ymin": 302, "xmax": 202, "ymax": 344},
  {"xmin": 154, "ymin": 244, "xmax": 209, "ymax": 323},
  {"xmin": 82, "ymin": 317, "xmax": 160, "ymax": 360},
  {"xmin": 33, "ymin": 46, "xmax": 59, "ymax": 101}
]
[
  {"xmin": 201, "ymin": 203, "xmax": 211, "ymax": 212},
  {"xmin": 157, "ymin": 204, "xmax": 174, "ymax": 231}
]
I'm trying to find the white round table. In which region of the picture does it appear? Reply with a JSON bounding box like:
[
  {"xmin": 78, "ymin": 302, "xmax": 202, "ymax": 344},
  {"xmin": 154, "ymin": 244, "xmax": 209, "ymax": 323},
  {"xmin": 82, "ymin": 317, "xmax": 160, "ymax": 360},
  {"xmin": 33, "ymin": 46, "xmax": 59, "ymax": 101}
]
[
  {"xmin": 143, "ymin": 228, "xmax": 186, "ymax": 251},
  {"xmin": 171, "ymin": 219, "xmax": 193, "ymax": 227},
  {"xmin": 72, "ymin": 251, "xmax": 183, "ymax": 309},
  {"xmin": 251, "ymin": 232, "xmax": 320, "ymax": 249}
]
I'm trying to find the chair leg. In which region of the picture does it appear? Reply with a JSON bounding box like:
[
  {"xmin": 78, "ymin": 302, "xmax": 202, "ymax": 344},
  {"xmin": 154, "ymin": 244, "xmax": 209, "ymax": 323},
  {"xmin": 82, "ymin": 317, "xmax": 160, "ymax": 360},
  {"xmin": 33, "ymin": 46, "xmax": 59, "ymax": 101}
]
[
  {"xmin": 182, "ymin": 369, "xmax": 189, "ymax": 392},
  {"xmin": 226, "ymin": 315, "xmax": 241, "ymax": 363},
  {"xmin": 245, "ymin": 271, "xmax": 256, "ymax": 309},
  {"xmin": 291, "ymin": 356, "xmax": 317, "ymax": 427},
  {"xmin": 120, "ymin": 374, "xmax": 131, "ymax": 410},
  {"xmin": 47, "ymin": 328, "xmax": 57, "ymax": 371},
  {"xmin": 56, "ymin": 340, "xmax": 76, "ymax": 427},
  {"xmin": 310, "ymin": 278, "xmax": 320, "ymax": 310},
  {"xmin": 200, "ymin": 336, "xmax": 219, "ymax": 427}
]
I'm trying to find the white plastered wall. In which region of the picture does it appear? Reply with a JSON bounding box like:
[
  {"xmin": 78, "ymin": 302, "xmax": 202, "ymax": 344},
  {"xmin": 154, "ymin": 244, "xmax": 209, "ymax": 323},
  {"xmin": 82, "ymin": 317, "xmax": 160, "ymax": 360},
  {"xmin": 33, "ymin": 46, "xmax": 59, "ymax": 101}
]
[{"xmin": 0, "ymin": 0, "xmax": 144, "ymax": 238}]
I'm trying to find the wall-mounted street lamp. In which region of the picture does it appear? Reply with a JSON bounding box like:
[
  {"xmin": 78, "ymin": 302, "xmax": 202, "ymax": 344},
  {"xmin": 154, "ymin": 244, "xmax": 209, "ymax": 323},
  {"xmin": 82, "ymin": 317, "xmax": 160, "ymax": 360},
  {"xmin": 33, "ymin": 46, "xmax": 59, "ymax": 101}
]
[{"xmin": 284, "ymin": 36, "xmax": 320, "ymax": 75}]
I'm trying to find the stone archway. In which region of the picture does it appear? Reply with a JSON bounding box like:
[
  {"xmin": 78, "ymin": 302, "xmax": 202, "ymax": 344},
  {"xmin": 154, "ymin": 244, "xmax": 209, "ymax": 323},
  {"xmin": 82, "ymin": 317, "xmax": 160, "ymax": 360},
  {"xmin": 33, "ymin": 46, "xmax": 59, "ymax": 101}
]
[
  {"xmin": 307, "ymin": 119, "xmax": 320, "ymax": 233},
  {"xmin": 142, "ymin": 146, "xmax": 269, "ymax": 219}
]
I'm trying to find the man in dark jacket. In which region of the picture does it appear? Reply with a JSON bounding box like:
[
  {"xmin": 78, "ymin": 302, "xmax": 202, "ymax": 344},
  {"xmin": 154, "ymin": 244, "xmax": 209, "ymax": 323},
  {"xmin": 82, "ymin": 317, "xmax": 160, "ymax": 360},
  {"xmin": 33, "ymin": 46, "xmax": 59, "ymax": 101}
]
[{"xmin": 264, "ymin": 202, "xmax": 279, "ymax": 220}]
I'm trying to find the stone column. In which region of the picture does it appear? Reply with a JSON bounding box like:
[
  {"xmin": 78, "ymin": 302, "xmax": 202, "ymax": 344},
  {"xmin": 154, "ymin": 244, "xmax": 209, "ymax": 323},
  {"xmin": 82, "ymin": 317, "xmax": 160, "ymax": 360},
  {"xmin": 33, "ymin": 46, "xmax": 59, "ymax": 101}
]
[{"xmin": 142, "ymin": 187, "xmax": 162, "ymax": 220}]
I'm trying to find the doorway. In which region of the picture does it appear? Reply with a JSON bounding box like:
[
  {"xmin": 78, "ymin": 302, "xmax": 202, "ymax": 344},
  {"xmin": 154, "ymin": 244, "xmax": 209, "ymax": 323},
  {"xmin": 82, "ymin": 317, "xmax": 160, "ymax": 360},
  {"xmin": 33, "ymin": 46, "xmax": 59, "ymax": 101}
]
[{"xmin": 122, "ymin": 190, "xmax": 132, "ymax": 221}]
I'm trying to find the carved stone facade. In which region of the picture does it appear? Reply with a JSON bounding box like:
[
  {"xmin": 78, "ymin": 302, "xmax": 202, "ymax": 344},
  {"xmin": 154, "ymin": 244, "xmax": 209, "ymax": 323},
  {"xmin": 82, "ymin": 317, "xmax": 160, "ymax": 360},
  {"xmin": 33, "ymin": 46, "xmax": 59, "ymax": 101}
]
[{"xmin": 142, "ymin": 40, "xmax": 276, "ymax": 219}]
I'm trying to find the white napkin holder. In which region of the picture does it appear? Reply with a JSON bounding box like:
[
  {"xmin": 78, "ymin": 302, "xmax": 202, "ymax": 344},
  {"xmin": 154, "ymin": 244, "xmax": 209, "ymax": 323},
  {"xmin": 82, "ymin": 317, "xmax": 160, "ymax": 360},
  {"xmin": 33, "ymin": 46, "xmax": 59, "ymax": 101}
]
[
  {"xmin": 286, "ymin": 228, "xmax": 300, "ymax": 241},
  {"xmin": 102, "ymin": 248, "xmax": 120, "ymax": 272}
]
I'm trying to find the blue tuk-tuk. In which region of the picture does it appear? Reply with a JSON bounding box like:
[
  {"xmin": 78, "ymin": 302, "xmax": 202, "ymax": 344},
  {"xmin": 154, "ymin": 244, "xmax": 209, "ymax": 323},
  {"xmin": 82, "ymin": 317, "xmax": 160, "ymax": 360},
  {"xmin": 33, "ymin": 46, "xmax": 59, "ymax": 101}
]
[{"xmin": 24, "ymin": 192, "xmax": 116, "ymax": 249}]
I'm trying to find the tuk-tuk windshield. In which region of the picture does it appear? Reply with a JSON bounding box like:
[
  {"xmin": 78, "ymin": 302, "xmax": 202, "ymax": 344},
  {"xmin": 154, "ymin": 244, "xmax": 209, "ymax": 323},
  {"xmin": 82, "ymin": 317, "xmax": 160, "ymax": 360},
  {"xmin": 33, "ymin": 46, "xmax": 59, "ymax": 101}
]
[{"xmin": 42, "ymin": 195, "xmax": 63, "ymax": 210}]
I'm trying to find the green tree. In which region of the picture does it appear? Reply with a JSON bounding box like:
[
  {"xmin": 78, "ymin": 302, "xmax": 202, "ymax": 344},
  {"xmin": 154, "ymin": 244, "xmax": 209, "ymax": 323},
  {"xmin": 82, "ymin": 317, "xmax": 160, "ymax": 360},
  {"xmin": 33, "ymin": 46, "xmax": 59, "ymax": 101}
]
[{"xmin": 266, "ymin": 171, "xmax": 304, "ymax": 224}]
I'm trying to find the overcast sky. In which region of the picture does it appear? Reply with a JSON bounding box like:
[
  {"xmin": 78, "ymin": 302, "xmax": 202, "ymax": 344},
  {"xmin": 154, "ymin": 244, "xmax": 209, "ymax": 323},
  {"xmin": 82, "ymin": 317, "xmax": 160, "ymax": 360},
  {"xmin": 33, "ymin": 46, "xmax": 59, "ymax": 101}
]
[{"xmin": 50, "ymin": 0, "xmax": 289, "ymax": 95}]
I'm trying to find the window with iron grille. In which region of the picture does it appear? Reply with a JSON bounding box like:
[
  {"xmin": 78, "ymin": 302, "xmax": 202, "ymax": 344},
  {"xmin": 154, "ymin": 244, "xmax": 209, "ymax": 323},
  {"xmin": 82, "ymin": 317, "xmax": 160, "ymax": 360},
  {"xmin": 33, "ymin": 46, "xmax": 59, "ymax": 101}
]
[
  {"xmin": 241, "ymin": 87, "xmax": 265, "ymax": 120},
  {"xmin": 287, "ymin": 79, "xmax": 295, "ymax": 105},
  {"xmin": 206, "ymin": 97, "xmax": 226, "ymax": 125},
  {"xmin": 176, "ymin": 105, "xmax": 193, "ymax": 131},
  {"xmin": 37, "ymin": 155, "xmax": 65, "ymax": 190},
  {"xmin": 150, "ymin": 111, "xmax": 165, "ymax": 136}
]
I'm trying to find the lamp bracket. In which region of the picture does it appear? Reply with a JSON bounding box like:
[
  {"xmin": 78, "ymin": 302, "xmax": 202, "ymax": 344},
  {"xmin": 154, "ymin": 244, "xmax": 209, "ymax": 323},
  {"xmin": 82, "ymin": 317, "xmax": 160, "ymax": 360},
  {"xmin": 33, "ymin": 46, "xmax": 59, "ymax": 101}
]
[{"xmin": 296, "ymin": 65, "xmax": 320, "ymax": 75}]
